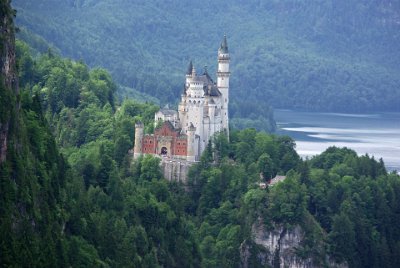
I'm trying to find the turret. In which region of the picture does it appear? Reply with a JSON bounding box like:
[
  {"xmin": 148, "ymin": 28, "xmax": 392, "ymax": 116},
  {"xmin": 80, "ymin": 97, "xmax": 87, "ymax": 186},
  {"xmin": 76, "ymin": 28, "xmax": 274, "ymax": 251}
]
[
  {"xmin": 208, "ymin": 98, "xmax": 216, "ymax": 119},
  {"xmin": 187, "ymin": 123, "xmax": 196, "ymax": 162},
  {"xmin": 185, "ymin": 60, "xmax": 196, "ymax": 88},
  {"xmin": 133, "ymin": 121, "xmax": 144, "ymax": 159},
  {"xmin": 191, "ymin": 65, "xmax": 196, "ymax": 77},
  {"xmin": 217, "ymin": 35, "xmax": 230, "ymax": 136},
  {"xmin": 186, "ymin": 60, "xmax": 193, "ymax": 75},
  {"xmin": 208, "ymin": 98, "xmax": 217, "ymax": 140}
]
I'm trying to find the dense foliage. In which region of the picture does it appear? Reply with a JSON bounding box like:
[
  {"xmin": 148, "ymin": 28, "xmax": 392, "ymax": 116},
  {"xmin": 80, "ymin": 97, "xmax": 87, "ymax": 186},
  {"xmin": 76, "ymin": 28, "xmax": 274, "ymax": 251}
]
[
  {"xmin": 306, "ymin": 147, "xmax": 400, "ymax": 267},
  {"xmin": 188, "ymin": 134, "xmax": 400, "ymax": 267},
  {"xmin": 1, "ymin": 2, "xmax": 66, "ymax": 266},
  {"xmin": 13, "ymin": 0, "xmax": 400, "ymax": 117}
]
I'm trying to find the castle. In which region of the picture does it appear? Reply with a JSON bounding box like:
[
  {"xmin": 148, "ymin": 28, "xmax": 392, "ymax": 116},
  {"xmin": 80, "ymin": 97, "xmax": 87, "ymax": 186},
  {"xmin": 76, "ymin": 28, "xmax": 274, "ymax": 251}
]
[{"xmin": 133, "ymin": 36, "xmax": 230, "ymax": 163}]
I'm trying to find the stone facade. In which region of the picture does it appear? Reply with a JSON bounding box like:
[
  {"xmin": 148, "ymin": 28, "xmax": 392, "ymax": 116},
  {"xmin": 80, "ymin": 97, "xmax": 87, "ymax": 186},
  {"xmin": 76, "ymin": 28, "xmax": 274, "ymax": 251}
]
[{"xmin": 133, "ymin": 36, "xmax": 230, "ymax": 164}]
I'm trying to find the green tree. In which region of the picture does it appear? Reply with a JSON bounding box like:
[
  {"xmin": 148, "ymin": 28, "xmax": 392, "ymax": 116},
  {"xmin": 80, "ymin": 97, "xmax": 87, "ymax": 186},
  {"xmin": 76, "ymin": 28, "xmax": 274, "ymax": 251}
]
[
  {"xmin": 258, "ymin": 153, "xmax": 276, "ymax": 181},
  {"xmin": 139, "ymin": 155, "xmax": 162, "ymax": 181},
  {"xmin": 269, "ymin": 171, "xmax": 308, "ymax": 225}
]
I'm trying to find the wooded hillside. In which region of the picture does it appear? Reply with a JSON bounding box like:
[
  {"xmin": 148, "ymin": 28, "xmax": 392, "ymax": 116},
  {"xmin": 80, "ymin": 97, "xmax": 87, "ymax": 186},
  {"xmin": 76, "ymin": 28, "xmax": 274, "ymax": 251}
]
[{"xmin": 13, "ymin": 0, "xmax": 400, "ymax": 117}]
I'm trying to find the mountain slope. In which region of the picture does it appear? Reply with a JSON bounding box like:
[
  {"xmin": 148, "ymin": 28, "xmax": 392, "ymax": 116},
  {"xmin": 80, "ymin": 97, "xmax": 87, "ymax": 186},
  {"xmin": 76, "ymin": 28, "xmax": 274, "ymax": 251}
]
[{"xmin": 12, "ymin": 0, "xmax": 400, "ymax": 113}]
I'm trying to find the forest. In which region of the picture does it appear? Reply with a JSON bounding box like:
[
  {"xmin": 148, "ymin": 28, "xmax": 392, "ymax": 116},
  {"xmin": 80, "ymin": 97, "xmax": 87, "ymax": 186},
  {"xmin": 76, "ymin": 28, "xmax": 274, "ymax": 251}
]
[
  {"xmin": 12, "ymin": 0, "xmax": 400, "ymax": 121},
  {"xmin": 2, "ymin": 1, "xmax": 400, "ymax": 267}
]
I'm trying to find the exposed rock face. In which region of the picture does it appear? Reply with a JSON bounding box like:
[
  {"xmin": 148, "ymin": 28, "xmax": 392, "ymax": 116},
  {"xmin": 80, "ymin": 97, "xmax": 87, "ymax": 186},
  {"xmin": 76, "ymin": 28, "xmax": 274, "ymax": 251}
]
[
  {"xmin": 240, "ymin": 220, "xmax": 347, "ymax": 268},
  {"xmin": 0, "ymin": 0, "xmax": 19, "ymax": 163}
]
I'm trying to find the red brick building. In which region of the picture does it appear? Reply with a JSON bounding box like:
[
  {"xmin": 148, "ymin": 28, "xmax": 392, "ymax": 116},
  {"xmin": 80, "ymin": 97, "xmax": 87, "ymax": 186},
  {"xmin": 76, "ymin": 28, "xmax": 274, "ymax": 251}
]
[{"xmin": 134, "ymin": 121, "xmax": 195, "ymax": 160}]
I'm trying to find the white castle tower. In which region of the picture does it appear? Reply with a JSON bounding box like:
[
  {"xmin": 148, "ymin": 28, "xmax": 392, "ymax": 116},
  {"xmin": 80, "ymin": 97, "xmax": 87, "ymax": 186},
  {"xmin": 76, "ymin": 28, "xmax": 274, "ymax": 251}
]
[{"xmin": 217, "ymin": 35, "xmax": 230, "ymax": 136}]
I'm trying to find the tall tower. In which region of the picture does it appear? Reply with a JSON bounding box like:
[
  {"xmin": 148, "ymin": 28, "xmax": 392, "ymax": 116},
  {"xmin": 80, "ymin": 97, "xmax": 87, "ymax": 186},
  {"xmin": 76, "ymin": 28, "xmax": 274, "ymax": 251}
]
[
  {"xmin": 187, "ymin": 123, "xmax": 196, "ymax": 162},
  {"xmin": 133, "ymin": 121, "xmax": 144, "ymax": 159},
  {"xmin": 217, "ymin": 35, "xmax": 230, "ymax": 136}
]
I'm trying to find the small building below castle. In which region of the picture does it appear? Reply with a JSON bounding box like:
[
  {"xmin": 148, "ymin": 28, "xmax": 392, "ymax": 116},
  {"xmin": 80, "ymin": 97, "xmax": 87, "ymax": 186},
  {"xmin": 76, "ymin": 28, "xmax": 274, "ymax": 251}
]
[{"xmin": 133, "ymin": 36, "xmax": 230, "ymax": 165}]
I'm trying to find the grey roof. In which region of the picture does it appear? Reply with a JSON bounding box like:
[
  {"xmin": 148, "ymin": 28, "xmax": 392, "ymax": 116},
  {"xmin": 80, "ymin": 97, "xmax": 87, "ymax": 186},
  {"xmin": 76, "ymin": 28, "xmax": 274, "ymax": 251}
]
[
  {"xmin": 203, "ymin": 66, "xmax": 214, "ymax": 83},
  {"xmin": 219, "ymin": 35, "xmax": 228, "ymax": 54},
  {"xmin": 191, "ymin": 66, "xmax": 214, "ymax": 85},
  {"xmin": 201, "ymin": 79, "xmax": 221, "ymax": 96},
  {"xmin": 208, "ymin": 85, "xmax": 221, "ymax": 97},
  {"xmin": 155, "ymin": 120, "xmax": 177, "ymax": 131},
  {"xmin": 158, "ymin": 108, "xmax": 177, "ymax": 116},
  {"xmin": 186, "ymin": 60, "xmax": 193, "ymax": 75},
  {"xmin": 185, "ymin": 60, "xmax": 221, "ymax": 96}
]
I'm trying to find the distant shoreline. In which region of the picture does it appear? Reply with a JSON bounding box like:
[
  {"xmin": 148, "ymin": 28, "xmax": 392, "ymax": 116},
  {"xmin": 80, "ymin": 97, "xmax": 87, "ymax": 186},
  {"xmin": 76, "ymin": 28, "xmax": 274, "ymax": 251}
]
[{"xmin": 275, "ymin": 109, "xmax": 400, "ymax": 173}]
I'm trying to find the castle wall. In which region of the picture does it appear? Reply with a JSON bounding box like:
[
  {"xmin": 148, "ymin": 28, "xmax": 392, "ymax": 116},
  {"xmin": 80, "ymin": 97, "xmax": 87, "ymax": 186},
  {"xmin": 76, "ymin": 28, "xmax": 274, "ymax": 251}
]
[
  {"xmin": 186, "ymin": 101, "xmax": 204, "ymax": 138},
  {"xmin": 160, "ymin": 158, "xmax": 194, "ymax": 182},
  {"xmin": 175, "ymin": 137, "xmax": 187, "ymax": 156},
  {"xmin": 142, "ymin": 136, "xmax": 156, "ymax": 154}
]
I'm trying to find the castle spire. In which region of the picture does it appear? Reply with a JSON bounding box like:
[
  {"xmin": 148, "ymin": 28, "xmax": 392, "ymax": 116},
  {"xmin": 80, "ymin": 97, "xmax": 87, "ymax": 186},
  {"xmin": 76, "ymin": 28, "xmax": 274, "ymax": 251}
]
[
  {"xmin": 191, "ymin": 65, "xmax": 196, "ymax": 76},
  {"xmin": 219, "ymin": 35, "xmax": 228, "ymax": 54},
  {"xmin": 203, "ymin": 65, "xmax": 208, "ymax": 75},
  {"xmin": 186, "ymin": 60, "xmax": 193, "ymax": 75}
]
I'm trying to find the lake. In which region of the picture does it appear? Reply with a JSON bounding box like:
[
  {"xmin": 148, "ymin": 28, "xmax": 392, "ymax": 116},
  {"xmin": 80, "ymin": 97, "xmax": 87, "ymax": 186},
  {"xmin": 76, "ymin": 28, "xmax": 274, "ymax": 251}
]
[{"xmin": 274, "ymin": 110, "xmax": 400, "ymax": 172}]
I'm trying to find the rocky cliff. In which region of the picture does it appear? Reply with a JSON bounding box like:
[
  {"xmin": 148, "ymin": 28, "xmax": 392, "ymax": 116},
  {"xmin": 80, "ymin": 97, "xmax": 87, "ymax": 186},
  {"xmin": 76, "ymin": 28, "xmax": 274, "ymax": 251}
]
[
  {"xmin": 0, "ymin": 0, "xmax": 19, "ymax": 163},
  {"xmin": 240, "ymin": 218, "xmax": 347, "ymax": 268}
]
